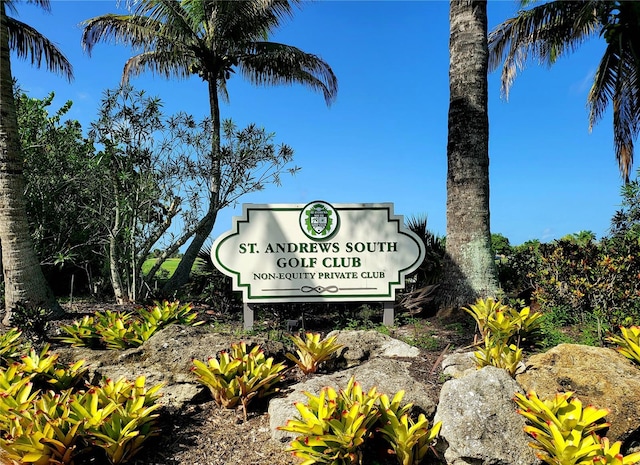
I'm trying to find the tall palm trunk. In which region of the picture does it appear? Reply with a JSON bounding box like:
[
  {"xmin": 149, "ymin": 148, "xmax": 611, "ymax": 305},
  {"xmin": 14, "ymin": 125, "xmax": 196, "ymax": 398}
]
[
  {"xmin": 163, "ymin": 73, "xmax": 222, "ymax": 294},
  {"xmin": 0, "ymin": 3, "xmax": 59, "ymax": 324},
  {"xmin": 439, "ymin": 0, "xmax": 499, "ymax": 310}
]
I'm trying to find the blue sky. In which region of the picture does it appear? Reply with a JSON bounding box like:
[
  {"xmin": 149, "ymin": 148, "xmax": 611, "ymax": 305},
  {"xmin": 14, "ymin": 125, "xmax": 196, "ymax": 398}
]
[{"xmin": 9, "ymin": 0, "xmax": 625, "ymax": 246}]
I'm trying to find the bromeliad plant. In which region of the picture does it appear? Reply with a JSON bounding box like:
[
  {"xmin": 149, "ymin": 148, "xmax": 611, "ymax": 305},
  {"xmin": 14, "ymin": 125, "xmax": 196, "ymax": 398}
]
[
  {"xmin": 82, "ymin": 376, "xmax": 163, "ymax": 464},
  {"xmin": 286, "ymin": 332, "xmax": 343, "ymax": 375},
  {"xmin": 0, "ymin": 328, "xmax": 26, "ymax": 366},
  {"xmin": 606, "ymin": 326, "xmax": 640, "ymax": 365},
  {"xmin": 280, "ymin": 377, "xmax": 441, "ymax": 465},
  {"xmin": 14, "ymin": 343, "xmax": 88, "ymax": 390},
  {"xmin": 0, "ymin": 375, "xmax": 163, "ymax": 465},
  {"xmin": 192, "ymin": 341, "xmax": 286, "ymax": 420},
  {"xmin": 377, "ymin": 390, "xmax": 442, "ymax": 465},
  {"xmin": 463, "ymin": 298, "xmax": 543, "ymax": 377},
  {"xmin": 463, "ymin": 297, "xmax": 543, "ymax": 345},
  {"xmin": 514, "ymin": 390, "xmax": 640, "ymax": 465},
  {"xmin": 279, "ymin": 376, "xmax": 381, "ymax": 465},
  {"xmin": 474, "ymin": 337, "xmax": 523, "ymax": 377},
  {"xmin": 58, "ymin": 300, "xmax": 203, "ymax": 350}
]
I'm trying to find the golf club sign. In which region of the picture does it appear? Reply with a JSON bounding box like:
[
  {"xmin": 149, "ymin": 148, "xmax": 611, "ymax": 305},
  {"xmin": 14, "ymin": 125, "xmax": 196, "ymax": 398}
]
[{"xmin": 212, "ymin": 202, "xmax": 425, "ymax": 327}]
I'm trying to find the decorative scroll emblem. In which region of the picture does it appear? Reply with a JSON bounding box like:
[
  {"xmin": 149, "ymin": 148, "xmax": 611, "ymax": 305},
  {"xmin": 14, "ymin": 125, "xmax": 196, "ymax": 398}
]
[{"xmin": 300, "ymin": 201, "xmax": 339, "ymax": 240}]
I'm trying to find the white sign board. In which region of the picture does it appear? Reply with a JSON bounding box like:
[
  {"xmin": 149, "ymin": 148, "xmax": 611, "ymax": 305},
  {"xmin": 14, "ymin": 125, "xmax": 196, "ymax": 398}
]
[{"xmin": 212, "ymin": 202, "xmax": 425, "ymax": 303}]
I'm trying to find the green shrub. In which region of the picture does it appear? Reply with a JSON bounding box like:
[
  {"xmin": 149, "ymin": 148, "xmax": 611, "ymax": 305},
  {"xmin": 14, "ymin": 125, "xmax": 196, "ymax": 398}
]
[{"xmin": 531, "ymin": 236, "xmax": 640, "ymax": 331}]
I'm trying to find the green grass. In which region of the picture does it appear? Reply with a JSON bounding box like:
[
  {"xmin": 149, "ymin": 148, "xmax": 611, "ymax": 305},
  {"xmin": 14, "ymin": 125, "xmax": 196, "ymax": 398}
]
[{"xmin": 142, "ymin": 258, "xmax": 181, "ymax": 278}]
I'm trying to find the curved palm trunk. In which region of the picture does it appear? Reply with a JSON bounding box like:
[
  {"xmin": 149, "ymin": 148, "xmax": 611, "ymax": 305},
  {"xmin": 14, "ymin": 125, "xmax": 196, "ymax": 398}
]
[
  {"xmin": 163, "ymin": 75, "xmax": 222, "ymax": 294},
  {"xmin": 0, "ymin": 4, "xmax": 60, "ymax": 323},
  {"xmin": 439, "ymin": 0, "xmax": 499, "ymax": 310}
]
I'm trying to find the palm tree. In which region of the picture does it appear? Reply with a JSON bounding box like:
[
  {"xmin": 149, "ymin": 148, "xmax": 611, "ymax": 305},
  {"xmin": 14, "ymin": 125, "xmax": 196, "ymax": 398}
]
[
  {"xmin": 488, "ymin": 0, "xmax": 640, "ymax": 182},
  {"xmin": 0, "ymin": 0, "xmax": 72, "ymax": 324},
  {"xmin": 439, "ymin": 0, "xmax": 499, "ymax": 309},
  {"xmin": 82, "ymin": 0, "xmax": 338, "ymax": 294}
]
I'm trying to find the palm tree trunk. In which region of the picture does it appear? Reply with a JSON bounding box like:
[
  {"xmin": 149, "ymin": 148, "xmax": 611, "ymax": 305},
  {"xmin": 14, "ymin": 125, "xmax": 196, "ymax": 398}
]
[
  {"xmin": 163, "ymin": 74, "xmax": 222, "ymax": 294},
  {"xmin": 439, "ymin": 0, "xmax": 499, "ymax": 310},
  {"xmin": 0, "ymin": 4, "xmax": 60, "ymax": 323}
]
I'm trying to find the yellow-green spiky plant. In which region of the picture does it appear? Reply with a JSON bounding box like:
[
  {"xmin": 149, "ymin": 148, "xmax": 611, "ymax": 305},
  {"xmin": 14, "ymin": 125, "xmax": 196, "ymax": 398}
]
[
  {"xmin": 514, "ymin": 390, "xmax": 640, "ymax": 465},
  {"xmin": 192, "ymin": 341, "xmax": 286, "ymax": 421},
  {"xmin": 377, "ymin": 389, "xmax": 441, "ymax": 465},
  {"xmin": 279, "ymin": 376, "xmax": 381, "ymax": 465},
  {"xmin": 606, "ymin": 326, "xmax": 640, "ymax": 365},
  {"xmin": 286, "ymin": 332, "xmax": 343, "ymax": 375}
]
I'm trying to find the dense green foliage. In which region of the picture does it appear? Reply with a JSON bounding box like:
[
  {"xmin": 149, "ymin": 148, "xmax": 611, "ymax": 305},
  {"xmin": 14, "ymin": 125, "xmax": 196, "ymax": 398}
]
[
  {"xmin": 492, "ymin": 170, "xmax": 640, "ymax": 336},
  {"xmin": 16, "ymin": 88, "xmax": 104, "ymax": 296}
]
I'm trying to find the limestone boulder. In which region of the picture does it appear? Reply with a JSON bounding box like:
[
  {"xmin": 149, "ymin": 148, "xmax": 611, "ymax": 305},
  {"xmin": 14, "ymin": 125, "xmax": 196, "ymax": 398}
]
[
  {"xmin": 326, "ymin": 329, "xmax": 420, "ymax": 368},
  {"xmin": 516, "ymin": 343, "xmax": 640, "ymax": 442},
  {"xmin": 433, "ymin": 366, "xmax": 538, "ymax": 465},
  {"xmin": 441, "ymin": 351, "xmax": 476, "ymax": 379}
]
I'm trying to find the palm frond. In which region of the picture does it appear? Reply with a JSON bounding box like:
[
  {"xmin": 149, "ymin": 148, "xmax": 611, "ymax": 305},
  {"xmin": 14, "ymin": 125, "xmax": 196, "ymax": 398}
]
[
  {"xmin": 4, "ymin": 0, "xmax": 51, "ymax": 15},
  {"xmin": 123, "ymin": 50, "xmax": 195, "ymax": 82},
  {"xmin": 238, "ymin": 42, "xmax": 338, "ymax": 105},
  {"xmin": 82, "ymin": 13, "xmax": 195, "ymax": 55},
  {"xmin": 488, "ymin": 1, "xmax": 599, "ymax": 99},
  {"xmin": 5, "ymin": 15, "xmax": 72, "ymax": 81}
]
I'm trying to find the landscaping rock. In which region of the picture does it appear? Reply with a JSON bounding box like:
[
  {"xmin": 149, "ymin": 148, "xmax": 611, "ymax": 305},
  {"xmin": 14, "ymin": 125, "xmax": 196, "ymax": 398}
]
[
  {"xmin": 516, "ymin": 343, "xmax": 640, "ymax": 442},
  {"xmin": 326, "ymin": 329, "xmax": 420, "ymax": 368},
  {"xmin": 269, "ymin": 356, "xmax": 438, "ymax": 442},
  {"xmin": 441, "ymin": 351, "xmax": 476, "ymax": 378},
  {"xmin": 433, "ymin": 366, "xmax": 538, "ymax": 465}
]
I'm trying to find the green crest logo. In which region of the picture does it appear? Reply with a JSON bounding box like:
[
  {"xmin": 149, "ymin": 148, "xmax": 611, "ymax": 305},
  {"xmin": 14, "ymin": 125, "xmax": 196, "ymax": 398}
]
[{"xmin": 300, "ymin": 201, "xmax": 339, "ymax": 240}]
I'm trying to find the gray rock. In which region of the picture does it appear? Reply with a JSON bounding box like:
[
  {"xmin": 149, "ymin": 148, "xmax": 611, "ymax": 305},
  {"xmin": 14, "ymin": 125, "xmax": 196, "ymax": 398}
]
[
  {"xmin": 441, "ymin": 351, "xmax": 476, "ymax": 379},
  {"xmin": 326, "ymin": 329, "xmax": 420, "ymax": 368},
  {"xmin": 433, "ymin": 366, "xmax": 538, "ymax": 465},
  {"xmin": 269, "ymin": 357, "xmax": 437, "ymax": 442}
]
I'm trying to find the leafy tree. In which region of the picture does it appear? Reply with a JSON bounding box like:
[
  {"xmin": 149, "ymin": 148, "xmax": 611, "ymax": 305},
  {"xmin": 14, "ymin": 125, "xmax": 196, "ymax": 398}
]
[
  {"xmin": 81, "ymin": 0, "xmax": 338, "ymax": 294},
  {"xmin": 488, "ymin": 0, "xmax": 640, "ymax": 182},
  {"xmin": 15, "ymin": 88, "xmax": 104, "ymax": 295},
  {"xmin": 491, "ymin": 233, "xmax": 512, "ymax": 256},
  {"xmin": 144, "ymin": 117, "xmax": 298, "ymax": 293},
  {"xmin": 88, "ymin": 86, "xmax": 173, "ymax": 303},
  {"xmin": 0, "ymin": 0, "xmax": 72, "ymax": 324},
  {"xmin": 560, "ymin": 230, "xmax": 597, "ymax": 247},
  {"xmin": 88, "ymin": 85, "xmax": 297, "ymax": 303},
  {"xmin": 439, "ymin": 0, "xmax": 499, "ymax": 309}
]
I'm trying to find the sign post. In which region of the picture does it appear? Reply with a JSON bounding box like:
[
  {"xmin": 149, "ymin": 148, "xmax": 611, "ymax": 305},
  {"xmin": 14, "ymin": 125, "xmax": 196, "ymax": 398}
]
[{"xmin": 212, "ymin": 201, "xmax": 425, "ymax": 329}]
